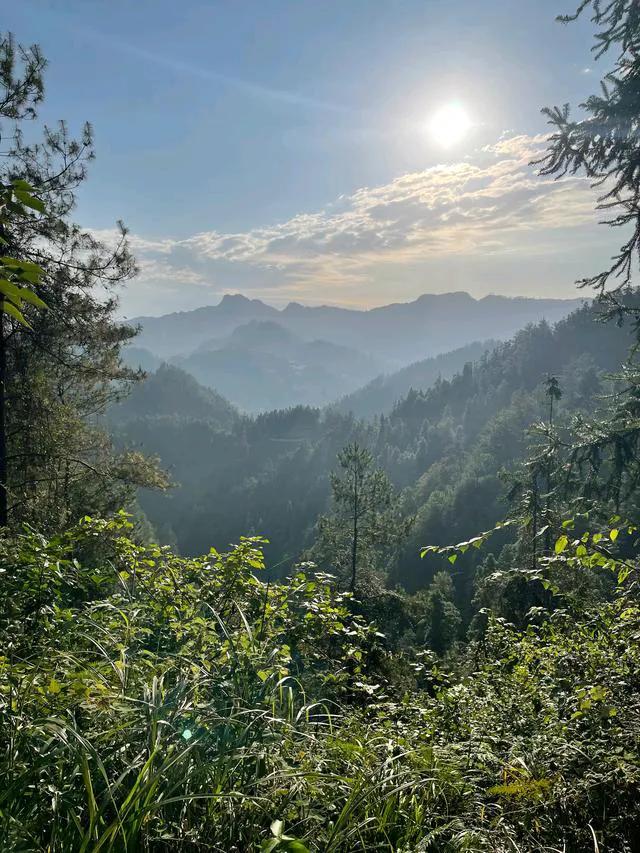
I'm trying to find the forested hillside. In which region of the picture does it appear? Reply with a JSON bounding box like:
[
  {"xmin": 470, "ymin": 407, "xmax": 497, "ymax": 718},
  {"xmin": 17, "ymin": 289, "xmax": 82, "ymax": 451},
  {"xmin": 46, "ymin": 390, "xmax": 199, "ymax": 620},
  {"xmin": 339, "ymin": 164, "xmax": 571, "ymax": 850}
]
[
  {"xmin": 335, "ymin": 338, "xmax": 497, "ymax": 418},
  {"xmin": 109, "ymin": 363, "xmax": 239, "ymax": 429},
  {"xmin": 4, "ymin": 4, "xmax": 640, "ymax": 851},
  {"xmin": 114, "ymin": 299, "xmax": 632, "ymax": 592},
  {"xmin": 172, "ymin": 320, "xmax": 383, "ymax": 412}
]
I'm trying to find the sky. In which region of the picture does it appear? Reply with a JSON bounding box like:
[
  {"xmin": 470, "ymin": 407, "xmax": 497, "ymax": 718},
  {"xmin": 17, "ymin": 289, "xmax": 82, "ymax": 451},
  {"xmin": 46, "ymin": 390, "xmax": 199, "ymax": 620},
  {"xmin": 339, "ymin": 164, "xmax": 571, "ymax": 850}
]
[{"xmin": 4, "ymin": 0, "xmax": 620, "ymax": 317}]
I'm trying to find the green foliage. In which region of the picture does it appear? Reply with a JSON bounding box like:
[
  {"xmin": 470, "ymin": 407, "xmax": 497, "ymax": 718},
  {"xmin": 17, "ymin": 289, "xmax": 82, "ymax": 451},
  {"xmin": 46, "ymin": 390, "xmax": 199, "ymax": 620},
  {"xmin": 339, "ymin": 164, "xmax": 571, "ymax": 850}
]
[
  {"xmin": 311, "ymin": 442, "xmax": 413, "ymax": 592},
  {"xmin": 2, "ymin": 515, "xmax": 640, "ymax": 850},
  {"xmin": 0, "ymin": 180, "xmax": 47, "ymax": 327},
  {"xmin": 540, "ymin": 0, "xmax": 640, "ymax": 301},
  {"xmin": 0, "ymin": 515, "xmax": 382, "ymax": 850}
]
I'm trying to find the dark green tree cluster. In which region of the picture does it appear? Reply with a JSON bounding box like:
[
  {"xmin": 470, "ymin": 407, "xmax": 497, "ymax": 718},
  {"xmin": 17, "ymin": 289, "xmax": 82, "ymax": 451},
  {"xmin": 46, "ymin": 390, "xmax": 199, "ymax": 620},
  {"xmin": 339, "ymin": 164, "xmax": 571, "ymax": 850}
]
[{"xmin": 0, "ymin": 34, "xmax": 164, "ymax": 531}]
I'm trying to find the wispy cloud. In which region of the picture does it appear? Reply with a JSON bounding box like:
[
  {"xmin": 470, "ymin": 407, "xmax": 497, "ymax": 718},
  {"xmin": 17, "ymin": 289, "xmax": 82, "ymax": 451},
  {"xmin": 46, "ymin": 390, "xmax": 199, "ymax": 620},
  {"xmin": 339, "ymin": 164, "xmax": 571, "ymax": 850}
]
[
  {"xmin": 73, "ymin": 24, "xmax": 350, "ymax": 115},
  {"xmin": 109, "ymin": 133, "xmax": 610, "ymax": 315}
]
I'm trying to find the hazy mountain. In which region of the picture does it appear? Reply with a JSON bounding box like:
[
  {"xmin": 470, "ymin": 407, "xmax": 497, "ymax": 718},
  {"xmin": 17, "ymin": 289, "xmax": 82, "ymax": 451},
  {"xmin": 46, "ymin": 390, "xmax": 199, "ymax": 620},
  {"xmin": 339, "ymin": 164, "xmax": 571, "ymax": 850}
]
[
  {"xmin": 121, "ymin": 346, "xmax": 162, "ymax": 373},
  {"xmin": 131, "ymin": 294, "xmax": 278, "ymax": 358},
  {"xmin": 335, "ymin": 339, "xmax": 499, "ymax": 419},
  {"xmin": 131, "ymin": 291, "xmax": 585, "ymax": 366},
  {"xmin": 108, "ymin": 363, "xmax": 239, "ymax": 429},
  {"xmin": 173, "ymin": 320, "xmax": 383, "ymax": 412},
  {"xmin": 122, "ymin": 299, "xmax": 633, "ymax": 565}
]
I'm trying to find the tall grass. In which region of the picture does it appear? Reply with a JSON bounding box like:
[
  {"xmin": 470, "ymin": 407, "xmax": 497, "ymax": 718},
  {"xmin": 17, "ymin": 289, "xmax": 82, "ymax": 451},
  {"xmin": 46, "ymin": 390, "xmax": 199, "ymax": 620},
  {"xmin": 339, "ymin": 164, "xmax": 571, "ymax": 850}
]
[{"xmin": 2, "ymin": 516, "xmax": 640, "ymax": 851}]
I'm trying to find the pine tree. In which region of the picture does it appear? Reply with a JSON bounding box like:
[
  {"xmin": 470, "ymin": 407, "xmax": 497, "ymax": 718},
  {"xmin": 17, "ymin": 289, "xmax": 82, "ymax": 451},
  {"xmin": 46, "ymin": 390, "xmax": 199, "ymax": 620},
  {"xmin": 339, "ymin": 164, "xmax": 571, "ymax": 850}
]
[
  {"xmin": 536, "ymin": 5, "xmax": 640, "ymax": 517},
  {"xmin": 0, "ymin": 33, "xmax": 164, "ymax": 528},
  {"xmin": 539, "ymin": 1, "xmax": 640, "ymax": 307},
  {"xmin": 418, "ymin": 571, "xmax": 461, "ymax": 656},
  {"xmin": 312, "ymin": 442, "xmax": 412, "ymax": 592}
]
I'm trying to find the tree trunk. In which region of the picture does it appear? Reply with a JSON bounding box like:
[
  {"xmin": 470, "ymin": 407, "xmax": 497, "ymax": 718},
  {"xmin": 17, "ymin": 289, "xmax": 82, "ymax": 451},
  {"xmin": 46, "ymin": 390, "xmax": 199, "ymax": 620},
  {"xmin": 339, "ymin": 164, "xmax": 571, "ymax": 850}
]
[
  {"xmin": 350, "ymin": 482, "xmax": 358, "ymax": 593},
  {"xmin": 544, "ymin": 397, "xmax": 554, "ymax": 555},
  {"xmin": 531, "ymin": 472, "xmax": 538, "ymax": 573},
  {"xmin": 0, "ymin": 307, "xmax": 7, "ymax": 527}
]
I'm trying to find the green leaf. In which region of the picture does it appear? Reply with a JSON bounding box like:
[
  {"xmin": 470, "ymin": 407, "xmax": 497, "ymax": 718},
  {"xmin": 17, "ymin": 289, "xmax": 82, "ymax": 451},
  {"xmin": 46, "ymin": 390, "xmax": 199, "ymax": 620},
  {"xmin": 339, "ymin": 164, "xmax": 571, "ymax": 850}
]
[
  {"xmin": 0, "ymin": 279, "xmax": 24, "ymax": 305},
  {"xmin": 1, "ymin": 299, "xmax": 30, "ymax": 327},
  {"xmin": 47, "ymin": 678, "xmax": 62, "ymax": 695},
  {"xmin": 0, "ymin": 278, "xmax": 46, "ymax": 314},
  {"xmin": 0, "ymin": 258, "xmax": 42, "ymax": 274},
  {"xmin": 609, "ymin": 528, "xmax": 619, "ymax": 542},
  {"xmin": 554, "ymin": 535, "xmax": 568, "ymax": 555},
  {"xmin": 448, "ymin": 553, "xmax": 457, "ymax": 565},
  {"xmin": 14, "ymin": 267, "xmax": 42, "ymax": 284},
  {"xmin": 11, "ymin": 179, "xmax": 36, "ymax": 193},
  {"xmin": 14, "ymin": 189, "xmax": 45, "ymax": 213}
]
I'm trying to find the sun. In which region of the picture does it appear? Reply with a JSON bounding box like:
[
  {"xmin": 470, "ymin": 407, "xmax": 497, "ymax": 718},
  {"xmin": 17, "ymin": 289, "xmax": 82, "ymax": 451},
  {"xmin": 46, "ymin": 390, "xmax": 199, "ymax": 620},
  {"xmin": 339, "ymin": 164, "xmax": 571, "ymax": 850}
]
[{"xmin": 428, "ymin": 103, "xmax": 473, "ymax": 148}]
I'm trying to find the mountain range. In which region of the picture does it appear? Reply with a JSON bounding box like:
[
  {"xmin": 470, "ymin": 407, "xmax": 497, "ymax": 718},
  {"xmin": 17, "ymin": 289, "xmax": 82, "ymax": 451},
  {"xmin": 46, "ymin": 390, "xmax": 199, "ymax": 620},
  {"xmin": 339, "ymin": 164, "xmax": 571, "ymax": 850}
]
[
  {"xmin": 125, "ymin": 291, "xmax": 585, "ymax": 412},
  {"xmin": 111, "ymin": 298, "xmax": 634, "ymax": 565}
]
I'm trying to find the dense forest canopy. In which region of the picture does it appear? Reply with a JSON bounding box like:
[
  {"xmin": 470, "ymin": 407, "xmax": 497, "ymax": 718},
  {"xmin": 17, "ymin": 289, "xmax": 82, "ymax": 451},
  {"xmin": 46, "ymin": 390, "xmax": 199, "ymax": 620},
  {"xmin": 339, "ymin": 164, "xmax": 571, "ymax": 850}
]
[{"xmin": 3, "ymin": 2, "xmax": 640, "ymax": 851}]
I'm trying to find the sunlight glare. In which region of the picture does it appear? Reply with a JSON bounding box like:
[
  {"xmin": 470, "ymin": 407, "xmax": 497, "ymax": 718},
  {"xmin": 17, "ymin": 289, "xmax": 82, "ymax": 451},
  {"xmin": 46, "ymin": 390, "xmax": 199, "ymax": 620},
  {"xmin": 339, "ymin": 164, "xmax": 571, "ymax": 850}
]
[{"xmin": 428, "ymin": 103, "xmax": 473, "ymax": 148}]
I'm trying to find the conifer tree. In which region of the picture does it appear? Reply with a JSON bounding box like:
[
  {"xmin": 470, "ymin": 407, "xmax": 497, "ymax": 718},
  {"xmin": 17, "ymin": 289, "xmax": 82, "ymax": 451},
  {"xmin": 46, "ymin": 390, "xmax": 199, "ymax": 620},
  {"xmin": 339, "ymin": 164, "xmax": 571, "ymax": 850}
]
[
  {"xmin": 540, "ymin": 1, "xmax": 640, "ymax": 307},
  {"xmin": 0, "ymin": 33, "xmax": 163, "ymax": 528},
  {"xmin": 537, "ymin": 4, "xmax": 640, "ymax": 516},
  {"xmin": 313, "ymin": 443, "xmax": 412, "ymax": 592},
  {"xmin": 418, "ymin": 571, "xmax": 461, "ymax": 656}
]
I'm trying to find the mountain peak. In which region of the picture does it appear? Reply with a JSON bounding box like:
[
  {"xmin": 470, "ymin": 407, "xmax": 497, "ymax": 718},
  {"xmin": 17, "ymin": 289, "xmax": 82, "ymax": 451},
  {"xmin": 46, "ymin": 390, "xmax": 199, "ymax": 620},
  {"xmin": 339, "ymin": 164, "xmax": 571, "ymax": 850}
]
[
  {"xmin": 219, "ymin": 293, "xmax": 253, "ymax": 307},
  {"xmin": 414, "ymin": 291, "xmax": 474, "ymax": 304}
]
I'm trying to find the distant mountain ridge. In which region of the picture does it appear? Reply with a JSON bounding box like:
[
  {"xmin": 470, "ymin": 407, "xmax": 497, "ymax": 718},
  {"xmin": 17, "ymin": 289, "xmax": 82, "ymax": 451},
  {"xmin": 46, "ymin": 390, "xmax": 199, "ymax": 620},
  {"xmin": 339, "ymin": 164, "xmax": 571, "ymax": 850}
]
[
  {"xmin": 126, "ymin": 291, "xmax": 585, "ymax": 412},
  {"xmin": 130, "ymin": 291, "xmax": 585, "ymax": 365},
  {"xmin": 173, "ymin": 319, "xmax": 383, "ymax": 412}
]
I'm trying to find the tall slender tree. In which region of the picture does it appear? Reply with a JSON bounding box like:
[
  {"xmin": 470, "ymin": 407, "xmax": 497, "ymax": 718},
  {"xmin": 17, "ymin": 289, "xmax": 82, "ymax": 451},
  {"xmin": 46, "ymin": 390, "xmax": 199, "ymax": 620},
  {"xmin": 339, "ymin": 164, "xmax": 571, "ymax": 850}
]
[
  {"xmin": 0, "ymin": 180, "xmax": 47, "ymax": 525},
  {"xmin": 313, "ymin": 443, "xmax": 412, "ymax": 592},
  {"xmin": 535, "ymin": 4, "xmax": 640, "ymax": 517},
  {"xmin": 0, "ymin": 33, "xmax": 163, "ymax": 528}
]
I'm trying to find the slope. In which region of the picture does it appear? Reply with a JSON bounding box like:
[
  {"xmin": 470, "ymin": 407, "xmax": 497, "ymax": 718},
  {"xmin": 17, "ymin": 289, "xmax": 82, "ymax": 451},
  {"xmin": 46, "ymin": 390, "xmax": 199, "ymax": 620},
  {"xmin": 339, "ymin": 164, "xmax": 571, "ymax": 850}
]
[
  {"xmin": 109, "ymin": 363, "xmax": 239, "ymax": 429},
  {"xmin": 336, "ymin": 339, "xmax": 498, "ymax": 418}
]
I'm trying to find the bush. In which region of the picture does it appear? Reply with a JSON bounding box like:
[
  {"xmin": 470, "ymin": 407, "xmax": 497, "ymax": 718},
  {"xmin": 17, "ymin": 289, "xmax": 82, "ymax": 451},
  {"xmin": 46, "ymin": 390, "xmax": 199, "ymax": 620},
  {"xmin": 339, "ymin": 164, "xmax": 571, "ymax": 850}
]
[{"xmin": 1, "ymin": 515, "xmax": 639, "ymax": 851}]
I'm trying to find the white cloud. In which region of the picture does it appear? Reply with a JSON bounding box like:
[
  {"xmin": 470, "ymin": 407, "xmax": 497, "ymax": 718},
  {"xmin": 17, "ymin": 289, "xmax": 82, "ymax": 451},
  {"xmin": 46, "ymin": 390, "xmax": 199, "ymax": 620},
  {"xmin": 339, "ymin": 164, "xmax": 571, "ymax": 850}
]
[{"xmin": 105, "ymin": 133, "xmax": 612, "ymax": 314}]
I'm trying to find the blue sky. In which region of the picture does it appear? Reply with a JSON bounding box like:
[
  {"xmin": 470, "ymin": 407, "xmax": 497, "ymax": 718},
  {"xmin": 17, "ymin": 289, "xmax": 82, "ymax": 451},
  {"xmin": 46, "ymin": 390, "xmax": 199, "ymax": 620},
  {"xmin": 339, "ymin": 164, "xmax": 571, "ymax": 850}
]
[{"xmin": 5, "ymin": 0, "xmax": 618, "ymax": 315}]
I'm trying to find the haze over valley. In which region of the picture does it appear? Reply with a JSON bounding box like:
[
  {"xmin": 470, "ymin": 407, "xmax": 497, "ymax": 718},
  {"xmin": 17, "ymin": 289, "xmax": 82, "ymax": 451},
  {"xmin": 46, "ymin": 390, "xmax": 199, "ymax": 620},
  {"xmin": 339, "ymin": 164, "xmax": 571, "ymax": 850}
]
[{"xmin": 126, "ymin": 290, "xmax": 583, "ymax": 411}]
